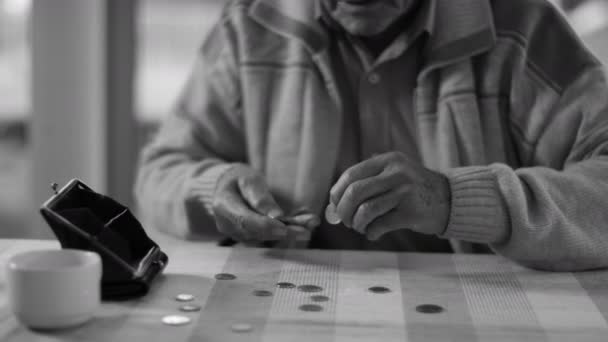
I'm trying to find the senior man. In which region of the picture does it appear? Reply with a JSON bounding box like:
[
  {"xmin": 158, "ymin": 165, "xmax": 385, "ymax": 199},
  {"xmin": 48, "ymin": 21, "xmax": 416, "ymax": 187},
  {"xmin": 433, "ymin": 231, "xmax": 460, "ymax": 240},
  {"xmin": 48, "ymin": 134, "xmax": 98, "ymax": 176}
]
[{"xmin": 136, "ymin": 0, "xmax": 608, "ymax": 271}]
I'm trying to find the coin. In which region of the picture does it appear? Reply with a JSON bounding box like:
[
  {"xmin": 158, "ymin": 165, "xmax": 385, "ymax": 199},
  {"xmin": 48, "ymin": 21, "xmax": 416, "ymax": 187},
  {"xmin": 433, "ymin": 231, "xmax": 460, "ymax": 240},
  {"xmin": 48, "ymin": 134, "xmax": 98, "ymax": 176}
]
[
  {"xmin": 252, "ymin": 290, "xmax": 273, "ymax": 297},
  {"xmin": 276, "ymin": 282, "xmax": 296, "ymax": 289},
  {"xmin": 175, "ymin": 293, "xmax": 195, "ymax": 302},
  {"xmin": 297, "ymin": 284, "xmax": 323, "ymax": 293},
  {"xmin": 230, "ymin": 323, "xmax": 253, "ymax": 333},
  {"xmin": 310, "ymin": 295, "xmax": 330, "ymax": 302},
  {"xmin": 368, "ymin": 286, "xmax": 391, "ymax": 294},
  {"xmin": 299, "ymin": 304, "xmax": 323, "ymax": 312},
  {"xmin": 215, "ymin": 273, "xmax": 237, "ymax": 280},
  {"xmin": 324, "ymin": 203, "xmax": 341, "ymax": 225},
  {"xmin": 415, "ymin": 304, "xmax": 445, "ymax": 314},
  {"xmin": 179, "ymin": 304, "xmax": 202, "ymax": 312},
  {"xmin": 162, "ymin": 315, "xmax": 191, "ymax": 326}
]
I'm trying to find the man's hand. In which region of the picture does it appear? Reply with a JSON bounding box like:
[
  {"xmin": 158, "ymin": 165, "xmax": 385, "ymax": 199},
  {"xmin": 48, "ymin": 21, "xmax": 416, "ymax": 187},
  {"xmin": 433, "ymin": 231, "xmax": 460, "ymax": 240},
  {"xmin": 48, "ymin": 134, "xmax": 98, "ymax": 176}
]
[
  {"xmin": 212, "ymin": 164, "xmax": 319, "ymax": 242},
  {"xmin": 329, "ymin": 152, "xmax": 451, "ymax": 240}
]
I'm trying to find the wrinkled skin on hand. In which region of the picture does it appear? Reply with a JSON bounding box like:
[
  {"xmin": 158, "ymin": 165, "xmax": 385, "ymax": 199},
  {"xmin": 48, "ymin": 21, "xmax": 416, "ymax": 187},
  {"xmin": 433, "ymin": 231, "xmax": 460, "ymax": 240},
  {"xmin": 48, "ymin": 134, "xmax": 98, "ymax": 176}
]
[
  {"xmin": 212, "ymin": 164, "xmax": 319, "ymax": 242},
  {"xmin": 329, "ymin": 152, "xmax": 451, "ymax": 240}
]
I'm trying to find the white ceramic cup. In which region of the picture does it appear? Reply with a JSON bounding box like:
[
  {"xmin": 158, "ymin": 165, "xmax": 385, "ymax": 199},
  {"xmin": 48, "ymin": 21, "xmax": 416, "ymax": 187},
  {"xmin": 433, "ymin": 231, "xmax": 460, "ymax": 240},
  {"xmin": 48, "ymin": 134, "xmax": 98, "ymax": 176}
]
[{"xmin": 6, "ymin": 249, "xmax": 102, "ymax": 330}]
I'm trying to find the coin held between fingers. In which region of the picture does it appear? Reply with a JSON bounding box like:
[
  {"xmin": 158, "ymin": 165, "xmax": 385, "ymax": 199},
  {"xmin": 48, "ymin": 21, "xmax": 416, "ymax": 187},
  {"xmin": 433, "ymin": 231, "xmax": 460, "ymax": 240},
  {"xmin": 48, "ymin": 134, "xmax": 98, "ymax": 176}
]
[
  {"xmin": 325, "ymin": 203, "xmax": 341, "ymax": 225},
  {"xmin": 271, "ymin": 220, "xmax": 305, "ymax": 237}
]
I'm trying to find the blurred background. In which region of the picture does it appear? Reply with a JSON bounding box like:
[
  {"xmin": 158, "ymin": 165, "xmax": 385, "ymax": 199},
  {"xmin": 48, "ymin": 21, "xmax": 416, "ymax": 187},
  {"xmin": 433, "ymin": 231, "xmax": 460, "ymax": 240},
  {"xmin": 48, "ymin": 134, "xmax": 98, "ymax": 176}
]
[{"xmin": 0, "ymin": 0, "xmax": 606, "ymax": 239}]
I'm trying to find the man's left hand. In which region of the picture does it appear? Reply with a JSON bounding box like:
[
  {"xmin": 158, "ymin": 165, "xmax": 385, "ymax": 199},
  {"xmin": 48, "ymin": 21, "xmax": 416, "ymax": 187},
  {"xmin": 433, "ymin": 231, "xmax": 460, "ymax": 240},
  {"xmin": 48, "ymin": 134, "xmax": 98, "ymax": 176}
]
[{"xmin": 330, "ymin": 152, "xmax": 451, "ymax": 240}]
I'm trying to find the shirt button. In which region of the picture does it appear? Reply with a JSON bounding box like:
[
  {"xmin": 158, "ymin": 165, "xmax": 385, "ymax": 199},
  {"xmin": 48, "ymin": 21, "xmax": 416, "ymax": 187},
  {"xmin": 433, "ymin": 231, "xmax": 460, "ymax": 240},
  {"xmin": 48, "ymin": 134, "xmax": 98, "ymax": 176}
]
[{"xmin": 368, "ymin": 73, "xmax": 380, "ymax": 84}]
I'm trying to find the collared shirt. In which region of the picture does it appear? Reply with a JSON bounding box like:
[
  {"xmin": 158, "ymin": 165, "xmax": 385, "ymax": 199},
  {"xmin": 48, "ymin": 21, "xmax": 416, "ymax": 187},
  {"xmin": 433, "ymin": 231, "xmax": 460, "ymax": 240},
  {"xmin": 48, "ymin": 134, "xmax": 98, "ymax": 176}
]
[{"xmin": 309, "ymin": 0, "xmax": 453, "ymax": 252}]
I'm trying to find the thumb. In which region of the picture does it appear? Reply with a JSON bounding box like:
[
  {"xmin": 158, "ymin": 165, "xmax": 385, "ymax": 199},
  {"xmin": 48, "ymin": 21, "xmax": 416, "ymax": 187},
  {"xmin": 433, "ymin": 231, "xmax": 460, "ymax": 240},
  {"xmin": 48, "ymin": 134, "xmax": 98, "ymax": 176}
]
[{"xmin": 237, "ymin": 176, "xmax": 284, "ymax": 219}]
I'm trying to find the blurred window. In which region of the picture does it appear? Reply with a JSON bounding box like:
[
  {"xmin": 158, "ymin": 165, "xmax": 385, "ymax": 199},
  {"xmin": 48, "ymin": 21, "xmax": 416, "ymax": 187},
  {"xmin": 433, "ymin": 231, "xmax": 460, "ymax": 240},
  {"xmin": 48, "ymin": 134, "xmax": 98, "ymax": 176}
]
[
  {"xmin": 567, "ymin": 0, "xmax": 608, "ymax": 36},
  {"xmin": 0, "ymin": 0, "xmax": 30, "ymax": 237},
  {"xmin": 136, "ymin": 0, "xmax": 223, "ymax": 138},
  {"xmin": 0, "ymin": 0, "xmax": 30, "ymax": 120}
]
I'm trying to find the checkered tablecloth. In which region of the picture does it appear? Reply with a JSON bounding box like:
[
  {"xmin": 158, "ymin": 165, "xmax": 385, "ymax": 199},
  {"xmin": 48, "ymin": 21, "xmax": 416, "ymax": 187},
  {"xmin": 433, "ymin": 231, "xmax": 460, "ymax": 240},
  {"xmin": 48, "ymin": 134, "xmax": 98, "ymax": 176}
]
[{"xmin": 1, "ymin": 239, "xmax": 607, "ymax": 341}]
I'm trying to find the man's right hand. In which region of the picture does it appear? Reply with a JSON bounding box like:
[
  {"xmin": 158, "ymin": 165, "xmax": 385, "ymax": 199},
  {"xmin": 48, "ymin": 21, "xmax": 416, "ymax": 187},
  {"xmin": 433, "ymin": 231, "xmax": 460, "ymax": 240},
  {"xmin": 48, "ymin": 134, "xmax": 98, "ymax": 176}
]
[{"xmin": 212, "ymin": 164, "xmax": 314, "ymax": 242}]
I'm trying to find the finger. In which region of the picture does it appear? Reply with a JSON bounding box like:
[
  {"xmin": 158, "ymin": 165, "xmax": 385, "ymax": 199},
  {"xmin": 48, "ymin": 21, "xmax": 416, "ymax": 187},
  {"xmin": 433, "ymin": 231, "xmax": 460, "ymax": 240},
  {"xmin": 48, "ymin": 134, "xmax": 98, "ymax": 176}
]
[
  {"xmin": 352, "ymin": 189, "xmax": 403, "ymax": 234},
  {"xmin": 336, "ymin": 172, "xmax": 401, "ymax": 228},
  {"xmin": 282, "ymin": 213, "xmax": 321, "ymax": 230},
  {"xmin": 283, "ymin": 226, "xmax": 310, "ymax": 245},
  {"xmin": 215, "ymin": 190, "xmax": 287, "ymax": 241},
  {"xmin": 213, "ymin": 191, "xmax": 255, "ymax": 241},
  {"xmin": 237, "ymin": 176, "xmax": 284, "ymax": 218},
  {"xmin": 285, "ymin": 225, "xmax": 309, "ymax": 234},
  {"xmin": 330, "ymin": 155, "xmax": 386, "ymax": 206},
  {"xmin": 240, "ymin": 211, "xmax": 289, "ymax": 241},
  {"xmin": 365, "ymin": 211, "xmax": 406, "ymax": 241},
  {"xmin": 289, "ymin": 206, "xmax": 313, "ymax": 216}
]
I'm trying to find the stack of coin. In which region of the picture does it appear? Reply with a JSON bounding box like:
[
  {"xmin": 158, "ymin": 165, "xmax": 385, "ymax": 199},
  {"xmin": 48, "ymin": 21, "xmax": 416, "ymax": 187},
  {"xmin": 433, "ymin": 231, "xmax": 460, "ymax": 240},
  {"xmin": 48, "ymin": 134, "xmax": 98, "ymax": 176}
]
[{"xmin": 162, "ymin": 293, "xmax": 201, "ymax": 327}]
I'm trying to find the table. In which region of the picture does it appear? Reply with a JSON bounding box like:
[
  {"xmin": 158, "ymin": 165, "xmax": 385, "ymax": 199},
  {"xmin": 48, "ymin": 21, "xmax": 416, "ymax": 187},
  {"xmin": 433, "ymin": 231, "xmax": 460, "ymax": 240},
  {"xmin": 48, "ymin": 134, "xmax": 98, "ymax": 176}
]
[{"xmin": 1, "ymin": 239, "xmax": 608, "ymax": 341}]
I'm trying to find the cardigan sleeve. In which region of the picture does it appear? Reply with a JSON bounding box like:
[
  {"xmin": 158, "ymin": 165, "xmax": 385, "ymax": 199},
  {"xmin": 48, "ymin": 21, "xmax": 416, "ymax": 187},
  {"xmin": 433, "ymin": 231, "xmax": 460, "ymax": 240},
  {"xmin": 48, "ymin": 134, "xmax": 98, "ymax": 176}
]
[
  {"xmin": 134, "ymin": 15, "xmax": 244, "ymax": 240},
  {"xmin": 442, "ymin": 64, "xmax": 608, "ymax": 271}
]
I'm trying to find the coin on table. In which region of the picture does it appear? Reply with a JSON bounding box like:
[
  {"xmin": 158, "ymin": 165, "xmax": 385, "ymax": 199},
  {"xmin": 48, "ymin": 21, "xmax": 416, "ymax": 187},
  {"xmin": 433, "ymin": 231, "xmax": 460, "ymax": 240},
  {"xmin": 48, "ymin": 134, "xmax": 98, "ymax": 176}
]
[
  {"xmin": 175, "ymin": 293, "xmax": 195, "ymax": 302},
  {"xmin": 231, "ymin": 323, "xmax": 254, "ymax": 333},
  {"xmin": 416, "ymin": 304, "xmax": 445, "ymax": 314},
  {"xmin": 179, "ymin": 304, "xmax": 202, "ymax": 312},
  {"xmin": 215, "ymin": 273, "xmax": 237, "ymax": 280},
  {"xmin": 162, "ymin": 315, "xmax": 192, "ymax": 326},
  {"xmin": 324, "ymin": 203, "xmax": 341, "ymax": 225},
  {"xmin": 310, "ymin": 295, "xmax": 330, "ymax": 302},
  {"xmin": 368, "ymin": 286, "xmax": 391, "ymax": 294},
  {"xmin": 297, "ymin": 284, "xmax": 323, "ymax": 293},
  {"xmin": 252, "ymin": 290, "xmax": 273, "ymax": 297},
  {"xmin": 299, "ymin": 304, "xmax": 323, "ymax": 312}
]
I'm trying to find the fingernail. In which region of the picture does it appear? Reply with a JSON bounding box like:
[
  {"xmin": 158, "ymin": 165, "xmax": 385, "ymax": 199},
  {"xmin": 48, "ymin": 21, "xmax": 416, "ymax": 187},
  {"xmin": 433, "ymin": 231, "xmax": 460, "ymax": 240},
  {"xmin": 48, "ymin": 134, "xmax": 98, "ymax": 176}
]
[
  {"xmin": 324, "ymin": 203, "xmax": 341, "ymax": 225},
  {"xmin": 268, "ymin": 209, "xmax": 283, "ymax": 220},
  {"xmin": 329, "ymin": 188, "xmax": 336, "ymax": 204}
]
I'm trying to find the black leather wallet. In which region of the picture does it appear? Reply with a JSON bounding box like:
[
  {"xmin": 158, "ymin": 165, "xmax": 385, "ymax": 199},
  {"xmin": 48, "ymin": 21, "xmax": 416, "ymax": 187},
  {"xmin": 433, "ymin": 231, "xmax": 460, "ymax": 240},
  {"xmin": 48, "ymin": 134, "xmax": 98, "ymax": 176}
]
[{"xmin": 40, "ymin": 179, "xmax": 168, "ymax": 301}]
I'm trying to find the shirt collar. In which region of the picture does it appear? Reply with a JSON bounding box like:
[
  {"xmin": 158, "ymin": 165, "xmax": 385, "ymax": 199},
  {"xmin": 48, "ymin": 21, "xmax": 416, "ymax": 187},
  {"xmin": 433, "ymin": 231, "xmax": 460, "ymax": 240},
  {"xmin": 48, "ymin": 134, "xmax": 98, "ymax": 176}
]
[{"xmin": 249, "ymin": 0, "xmax": 496, "ymax": 74}]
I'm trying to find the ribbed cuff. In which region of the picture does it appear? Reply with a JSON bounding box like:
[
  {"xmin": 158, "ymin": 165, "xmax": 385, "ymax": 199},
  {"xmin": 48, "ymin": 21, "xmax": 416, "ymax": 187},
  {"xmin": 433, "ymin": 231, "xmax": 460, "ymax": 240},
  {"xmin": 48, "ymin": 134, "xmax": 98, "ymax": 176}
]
[
  {"xmin": 190, "ymin": 163, "xmax": 236, "ymax": 214},
  {"xmin": 441, "ymin": 166, "xmax": 509, "ymax": 244}
]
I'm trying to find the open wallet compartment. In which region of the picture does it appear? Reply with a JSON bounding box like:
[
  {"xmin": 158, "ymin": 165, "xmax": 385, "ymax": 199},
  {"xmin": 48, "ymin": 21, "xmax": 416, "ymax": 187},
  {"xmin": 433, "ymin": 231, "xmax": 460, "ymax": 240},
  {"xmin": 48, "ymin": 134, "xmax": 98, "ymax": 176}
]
[{"xmin": 40, "ymin": 179, "xmax": 168, "ymax": 300}]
